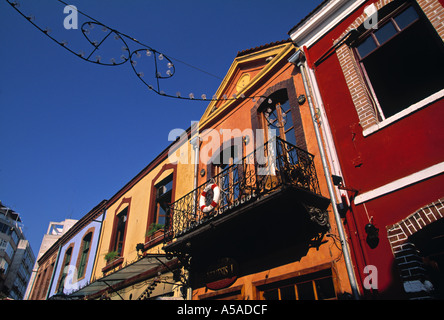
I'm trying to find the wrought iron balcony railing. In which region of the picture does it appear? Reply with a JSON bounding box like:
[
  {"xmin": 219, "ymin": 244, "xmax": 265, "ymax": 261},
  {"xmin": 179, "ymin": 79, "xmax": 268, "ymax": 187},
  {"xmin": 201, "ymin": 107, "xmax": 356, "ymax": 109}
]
[{"xmin": 165, "ymin": 137, "xmax": 321, "ymax": 243}]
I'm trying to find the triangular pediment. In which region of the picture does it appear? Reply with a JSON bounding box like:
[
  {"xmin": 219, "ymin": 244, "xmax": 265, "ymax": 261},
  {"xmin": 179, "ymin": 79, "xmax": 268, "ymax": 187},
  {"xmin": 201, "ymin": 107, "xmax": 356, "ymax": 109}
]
[{"xmin": 199, "ymin": 41, "xmax": 294, "ymax": 129}]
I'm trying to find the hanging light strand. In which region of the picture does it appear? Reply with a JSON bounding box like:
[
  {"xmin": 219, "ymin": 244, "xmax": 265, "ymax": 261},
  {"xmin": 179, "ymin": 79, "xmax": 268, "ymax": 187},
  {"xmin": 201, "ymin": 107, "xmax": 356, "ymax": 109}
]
[{"xmin": 6, "ymin": 0, "xmax": 270, "ymax": 104}]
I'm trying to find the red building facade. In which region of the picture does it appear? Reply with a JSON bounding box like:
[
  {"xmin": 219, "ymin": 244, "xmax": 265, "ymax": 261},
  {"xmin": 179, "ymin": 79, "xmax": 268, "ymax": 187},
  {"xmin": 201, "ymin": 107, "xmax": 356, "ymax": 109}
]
[{"xmin": 289, "ymin": 0, "xmax": 444, "ymax": 299}]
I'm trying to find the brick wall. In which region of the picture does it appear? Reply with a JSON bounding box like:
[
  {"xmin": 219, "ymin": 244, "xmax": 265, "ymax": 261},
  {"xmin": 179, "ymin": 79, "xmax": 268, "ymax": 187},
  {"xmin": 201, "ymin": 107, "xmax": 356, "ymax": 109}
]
[
  {"xmin": 418, "ymin": 0, "xmax": 444, "ymax": 39},
  {"xmin": 387, "ymin": 197, "xmax": 444, "ymax": 299},
  {"xmin": 334, "ymin": 0, "xmax": 444, "ymax": 131}
]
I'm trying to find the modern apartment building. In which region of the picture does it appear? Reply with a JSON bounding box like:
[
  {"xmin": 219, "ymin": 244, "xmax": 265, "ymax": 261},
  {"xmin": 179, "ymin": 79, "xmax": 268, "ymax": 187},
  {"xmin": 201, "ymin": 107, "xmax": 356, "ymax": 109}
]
[{"xmin": 0, "ymin": 201, "xmax": 35, "ymax": 300}]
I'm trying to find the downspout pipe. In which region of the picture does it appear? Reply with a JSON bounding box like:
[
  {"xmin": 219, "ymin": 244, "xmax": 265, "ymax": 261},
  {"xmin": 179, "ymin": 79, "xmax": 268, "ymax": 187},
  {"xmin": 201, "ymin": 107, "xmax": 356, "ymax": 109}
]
[
  {"xmin": 188, "ymin": 131, "xmax": 200, "ymax": 300},
  {"xmin": 289, "ymin": 50, "xmax": 360, "ymax": 300}
]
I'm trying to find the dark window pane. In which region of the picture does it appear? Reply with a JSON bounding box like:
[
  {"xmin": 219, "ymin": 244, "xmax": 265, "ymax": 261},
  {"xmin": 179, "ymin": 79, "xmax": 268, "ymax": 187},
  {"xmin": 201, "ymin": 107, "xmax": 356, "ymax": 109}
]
[
  {"xmin": 394, "ymin": 6, "xmax": 419, "ymax": 30},
  {"xmin": 157, "ymin": 176, "xmax": 173, "ymax": 196},
  {"xmin": 284, "ymin": 128, "xmax": 297, "ymax": 147},
  {"xmin": 156, "ymin": 214, "xmax": 166, "ymax": 226},
  {"xmin": 280, "ymin": 286, "xmax": 296, "ymax": 300},
  {"xmin": 114, "ymin": 208, "xmax": 128, "ymax": 254},
  {"xmin": 155, "ymin": 175, "xmax": 173, "ymax": 225},
  {"xmin": 374, "ymin": 21, "xmax": 397, "ymax": 45},
  {"xmin": 315, "ymin": 277, "xmax": 336, "ymax": 300},
  {"xmin": 164, "ymin": 179, "xmax": 173, "ymax": 192},
  {"xmin": 283, "ymin": 110, "xmax": 294, "ymax": 132},
  {"xmin": 362, "ymin": 20, "xmax": 444, "ymax": 118},
  {"xmin": 280, "ymin": 100, "xmax": 291, "ymax": 112},
  {"xmin": 297, "ymin": 281, "xmax": 315, "ymax": 300},
  {"xmin": 357, "ymin": 36, "xmax": 377, "ymax": 58},
  {"xmin": 263, "ymin": 289, "xmax": 279, "ymax": 300}
]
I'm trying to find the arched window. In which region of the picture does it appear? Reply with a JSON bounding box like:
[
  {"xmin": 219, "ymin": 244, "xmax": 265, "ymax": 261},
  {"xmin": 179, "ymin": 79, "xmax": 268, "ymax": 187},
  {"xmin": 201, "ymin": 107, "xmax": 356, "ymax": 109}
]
[
  {"xmin": 211, "ymin": 145, "xmax": 242, "ymax": 210},
  {"xmin": 77, "ymin": 232, "xmax": 92, "ymax": 279},
  {"xmin": 153, "ymin": 174, "xmax": 173, "ymax": 226},
  {"xmin": 57, "ymin": 246, "xmax": 73, "ymax": 294},
  {"xmin": 112, "ymin": 207, "xmax": 128, "ymax": 255},
  {"xmin": 261, "ymin": 89, "xmax": 297, "ymax": 147}
]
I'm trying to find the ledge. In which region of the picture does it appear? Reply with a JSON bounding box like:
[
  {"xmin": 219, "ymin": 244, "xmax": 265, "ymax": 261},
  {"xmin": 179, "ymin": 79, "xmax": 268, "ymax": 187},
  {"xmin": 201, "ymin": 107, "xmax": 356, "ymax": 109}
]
[
  {"xmin": 363, "ymin": 89, "xmax": 444, "ymax": 137},
  {"xmin": 101, "ymin": 256, "xmax": 124, "ymax": 273},
  {"xmin": 144, "ymin": 229, "xmax": 165, "ymax": 250},
  {"xmin": 354, "ymin": 162, "xmax": 444, "ymax": 205}
]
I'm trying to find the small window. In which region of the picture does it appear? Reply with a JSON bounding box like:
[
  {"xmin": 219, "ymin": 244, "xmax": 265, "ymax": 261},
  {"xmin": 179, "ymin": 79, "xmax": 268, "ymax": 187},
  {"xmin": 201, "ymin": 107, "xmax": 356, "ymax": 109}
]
[
  {"xmin": 0, "ymin": 258, "xmax": 9, "ymax": 274},
  {"xmin": 5, "ymin": 242, "xmax": 14, "ymax": 259},
  {"xmin": 353, "ymin": 3, "xmax": 444, "ymax": 119},
  {"xmin": 258, "ymin": 269, "xmax": 336, "ymax": 300},
  {"xmin": 153, "ymin": 175, "xmax": 173, "ymax": 226},
  {"xmin": 112, "ymin": 207, "xmax": 128, "ymax": 255}
]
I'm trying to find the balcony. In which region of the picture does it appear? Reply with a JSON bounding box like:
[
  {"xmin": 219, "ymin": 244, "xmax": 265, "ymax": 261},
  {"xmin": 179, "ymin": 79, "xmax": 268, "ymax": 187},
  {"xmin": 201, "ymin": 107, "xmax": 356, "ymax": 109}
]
[{"xmin": 164, "ymin": 137, "xmax": 330, "ymax": 250}]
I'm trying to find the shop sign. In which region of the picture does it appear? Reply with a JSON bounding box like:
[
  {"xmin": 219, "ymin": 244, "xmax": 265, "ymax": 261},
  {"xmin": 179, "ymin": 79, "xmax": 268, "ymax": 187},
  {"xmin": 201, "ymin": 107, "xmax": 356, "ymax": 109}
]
[{"xmin": 205, "ymin": 257, "xmax": 239, "ymax": 290}]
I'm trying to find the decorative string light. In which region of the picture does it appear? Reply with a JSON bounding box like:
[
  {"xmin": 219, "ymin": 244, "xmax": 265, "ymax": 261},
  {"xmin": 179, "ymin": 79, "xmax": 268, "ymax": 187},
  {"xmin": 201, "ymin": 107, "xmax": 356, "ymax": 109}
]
[{"xmin": 6, "ymin": 0, "xmax": 270, "ymax": 104}]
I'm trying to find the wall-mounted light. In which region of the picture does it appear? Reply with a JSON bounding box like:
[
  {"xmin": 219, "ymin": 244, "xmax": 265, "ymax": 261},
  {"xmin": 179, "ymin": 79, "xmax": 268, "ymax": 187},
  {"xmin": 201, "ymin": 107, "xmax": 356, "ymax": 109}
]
[
  {"xmin": 297, "ymin": 94, "xmax": 306, "ymax": 105},
  {"xmin": 136, "ymin": 243, "xmax": 144, "ymax": 252},
  {"xmin": 365, "ymin": 223, "xmax": 379, "ymax": 249},
  {"xmin": 331, "ymin": 174, "xmax": 359, "ymax": 195},
  {"xmin": 332, "ymin": 175, "xmax": 343, "ymax": 186}
]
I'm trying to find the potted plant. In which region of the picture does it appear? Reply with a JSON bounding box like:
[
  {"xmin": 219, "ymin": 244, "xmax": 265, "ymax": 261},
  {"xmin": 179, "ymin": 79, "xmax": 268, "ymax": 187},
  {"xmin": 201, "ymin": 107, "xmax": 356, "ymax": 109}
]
[
  {"xmin": 102, "ymin": 250, "xmax": 123, "ymax": 273},
  {"xmin": 146, "ymin": 223, "xmax": 164, "ymax": 237},
  {"xmin": 104, "ymin": 251, "xmax": 119, "ymax": 263},
  {"xmin": 145, "ymin": 223, "xmax": 165, "ymax": 247}
]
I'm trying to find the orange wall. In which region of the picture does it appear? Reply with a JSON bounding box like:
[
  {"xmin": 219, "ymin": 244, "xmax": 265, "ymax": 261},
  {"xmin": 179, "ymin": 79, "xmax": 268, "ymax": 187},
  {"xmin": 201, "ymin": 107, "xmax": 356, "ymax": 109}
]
[{"xmin": 193, "ymin": 48, "xmax": 352, "ymax": 299}]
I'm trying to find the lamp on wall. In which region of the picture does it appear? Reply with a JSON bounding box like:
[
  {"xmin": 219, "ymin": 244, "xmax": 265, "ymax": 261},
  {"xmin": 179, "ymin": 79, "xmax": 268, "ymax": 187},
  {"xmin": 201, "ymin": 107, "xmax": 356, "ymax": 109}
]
[
  {"xmin": 331, "ymin": 174, "xmax": 343, "ymax": 186},
  {"xmin": 331, "ymin": 174, "xmax": 359, "ymax": 196},
  {"xmin": 136, "ymin": 243, "xmax": 144, "ymax": 257},
  {"xmin": 297, "ymin": 94, "xmax": 306, "ymax": 105},
  {"xmin": 365, "ymin": 223, "xmax": 379, "ymax": 249}
]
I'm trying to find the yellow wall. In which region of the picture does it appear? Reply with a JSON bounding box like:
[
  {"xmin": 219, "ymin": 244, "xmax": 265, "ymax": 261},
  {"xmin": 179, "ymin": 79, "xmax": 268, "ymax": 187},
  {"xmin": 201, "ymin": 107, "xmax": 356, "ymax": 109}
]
[{"xmin": 92, "ymin": 137, "xmax": 195, "ymax": 284}]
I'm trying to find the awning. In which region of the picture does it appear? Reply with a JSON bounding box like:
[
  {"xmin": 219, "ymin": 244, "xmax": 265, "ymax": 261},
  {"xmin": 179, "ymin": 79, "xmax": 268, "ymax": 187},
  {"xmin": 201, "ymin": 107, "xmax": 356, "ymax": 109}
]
[{"xmin": 68, "ymin": 253, "xmax": 171, "ymax": 298}]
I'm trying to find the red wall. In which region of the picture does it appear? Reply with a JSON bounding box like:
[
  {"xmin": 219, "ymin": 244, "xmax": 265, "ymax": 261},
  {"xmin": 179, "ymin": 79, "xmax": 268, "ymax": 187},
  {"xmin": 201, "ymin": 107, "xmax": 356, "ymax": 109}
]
[{"xmin": 304, "ymin": 0, "xmax": 444, "ymax": 298}]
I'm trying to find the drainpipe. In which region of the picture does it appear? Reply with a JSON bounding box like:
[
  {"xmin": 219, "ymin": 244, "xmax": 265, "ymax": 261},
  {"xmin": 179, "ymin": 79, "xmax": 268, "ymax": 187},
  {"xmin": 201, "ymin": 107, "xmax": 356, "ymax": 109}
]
[
  {"xmin": 190, "ymin": 136, "xmax": 200, "ymax": 205},
  {"xmin": 190, "ymin": 121, "xmax": 201, "ymax": 211},
  {"xmin": 188, "ymin": 130, "xmax": 200, "ymax": 301},
  {"xmin": 289, "ymin": 50, "xmax": 360, "ymax": 300}
]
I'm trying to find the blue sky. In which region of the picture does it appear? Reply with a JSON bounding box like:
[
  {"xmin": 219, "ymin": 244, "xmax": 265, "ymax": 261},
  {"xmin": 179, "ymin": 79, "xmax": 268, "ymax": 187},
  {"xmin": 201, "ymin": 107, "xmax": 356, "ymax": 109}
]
[{"xmin": 0, "ymin": 0, "xmax": 319, "ymax": 256}]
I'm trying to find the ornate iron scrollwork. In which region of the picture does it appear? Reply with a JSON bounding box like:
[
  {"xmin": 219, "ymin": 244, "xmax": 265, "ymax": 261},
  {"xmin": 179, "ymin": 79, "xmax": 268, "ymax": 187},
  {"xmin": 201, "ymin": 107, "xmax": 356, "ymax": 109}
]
[
  {"xmin": 303, "ymin": 204, "xmax": 329, "ymax": 227},
  {"xmin": 165, "ymin": 137, "xmax": 325, "ymax": 243}
]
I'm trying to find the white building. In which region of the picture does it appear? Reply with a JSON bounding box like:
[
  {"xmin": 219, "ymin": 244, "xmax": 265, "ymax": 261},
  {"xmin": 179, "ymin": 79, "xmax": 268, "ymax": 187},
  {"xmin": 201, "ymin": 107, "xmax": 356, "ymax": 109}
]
[{"xmin": 23, "ymin": 219, "xmax": 77, "ymax": 300}]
